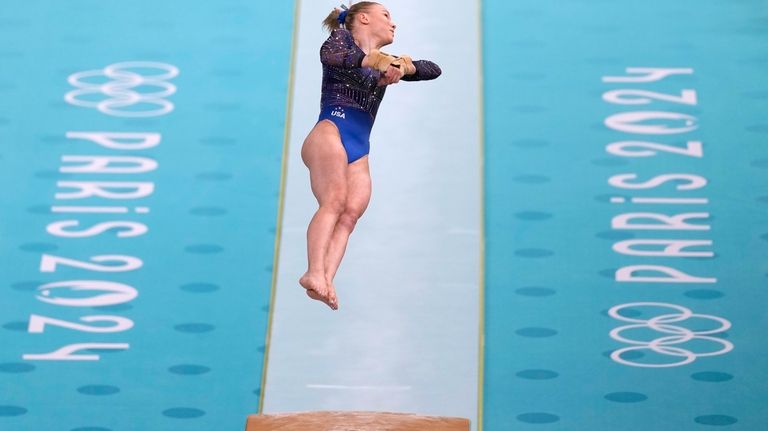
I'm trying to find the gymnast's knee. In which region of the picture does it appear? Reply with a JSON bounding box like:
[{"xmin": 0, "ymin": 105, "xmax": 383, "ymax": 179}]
[
  {"xmin": 337, "ymin": 208, "xmax": 363, "ymax": 232},
  {"xmin": 320, "ymin": 196, "xmax": 346, "ymax": 216}
]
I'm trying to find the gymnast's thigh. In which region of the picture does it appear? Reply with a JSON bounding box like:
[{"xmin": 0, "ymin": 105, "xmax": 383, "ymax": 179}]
[
  {"xmin": 301, "ymin": 120, "xmax": 348, "ymax": 205},
  {"xmin": 344, "ymin": 155, "xmax": 372, "ymax": 216}
]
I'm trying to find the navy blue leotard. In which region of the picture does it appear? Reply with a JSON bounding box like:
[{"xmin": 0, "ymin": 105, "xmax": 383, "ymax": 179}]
[
  {"xmin": 318, "ymin": 105, "xmax": 373, "ymax": 164},
  {"xmin": 317, "ymin": 28, "xmax": 442, "ymax": 163}
]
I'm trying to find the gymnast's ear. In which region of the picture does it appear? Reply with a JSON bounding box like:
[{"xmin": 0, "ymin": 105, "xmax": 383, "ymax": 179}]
[{"xmin": 357, "ymin": 11, "xmax": 370, "ymax": 25}]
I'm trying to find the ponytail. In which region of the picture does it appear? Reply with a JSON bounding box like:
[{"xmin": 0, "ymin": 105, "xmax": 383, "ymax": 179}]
[
  {"xmin": 322, "ymin": 8, "xmax": 343, "ymax": 32},
  {"xmin": 322, "ymin": 2, "xmax": 380, "ymax": 33}
]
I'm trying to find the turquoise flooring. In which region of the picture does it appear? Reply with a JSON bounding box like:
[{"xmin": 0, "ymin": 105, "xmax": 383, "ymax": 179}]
[
  {"xmin": 0, "ymin": 1, "xmax": 293, "ymax": 429},
  {"xmin": 483, "ymin": 0, "xmax": 768, "ymax": 429}
]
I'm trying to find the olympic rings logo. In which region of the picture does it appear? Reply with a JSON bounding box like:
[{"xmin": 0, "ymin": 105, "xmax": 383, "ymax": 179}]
[
  {"xmin": 609, "ymin": 302, "xmax": 733, "ymax": 368},
  {"xmin": 65, "ymin": 61, "xmax": 179, "ymax": 117}
]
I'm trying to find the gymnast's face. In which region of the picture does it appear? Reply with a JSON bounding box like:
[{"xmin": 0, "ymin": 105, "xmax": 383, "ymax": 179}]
[{"xmin": 363, "ymin": 4, "xmax": 396, "ymax": 46}]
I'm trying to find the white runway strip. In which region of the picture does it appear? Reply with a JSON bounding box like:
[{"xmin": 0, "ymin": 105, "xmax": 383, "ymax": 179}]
[{"xmin": 263, "ymin": 0, "xmax": 481, "ymax": 427}]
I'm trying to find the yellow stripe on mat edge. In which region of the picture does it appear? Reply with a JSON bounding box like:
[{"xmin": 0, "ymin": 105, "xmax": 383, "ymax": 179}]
[
  {"xmin": 258, "ymin": 0, "xmax": 301, "ymax": 414},
  {"xmin": 476, "ymin": 0, "xmax": 486, "ymax": 429}
]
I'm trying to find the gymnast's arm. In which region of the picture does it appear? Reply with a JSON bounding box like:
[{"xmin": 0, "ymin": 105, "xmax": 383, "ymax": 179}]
[
  {"xmin": 401, "ymin": 60, "xmax": 442, "ymax": 82},
  {"xmin": 320, "ymin": 29, "xmax": 383, "ymax": 84},
  {"xmin": 319, "ymin": 29, "xmax": 440, "ymax": 83},
  {"xmin": 321, "ymin": 29, "xmax": 370, "ymax": 68}
]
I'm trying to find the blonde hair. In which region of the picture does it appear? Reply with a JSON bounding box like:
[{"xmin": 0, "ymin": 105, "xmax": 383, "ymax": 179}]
[{"xmin": 322, "ymin": 2, "xmax": 380, "ymax": 33}]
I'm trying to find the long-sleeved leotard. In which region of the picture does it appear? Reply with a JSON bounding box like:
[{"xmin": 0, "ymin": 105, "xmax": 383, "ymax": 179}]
[{"xmin": 319, "ymin": 28, "xmax": 442, "ymax": 121}]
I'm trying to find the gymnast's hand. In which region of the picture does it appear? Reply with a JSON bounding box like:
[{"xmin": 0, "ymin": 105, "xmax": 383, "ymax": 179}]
[
  {"xmin": 392, "ymin": 55, "xmax": 416, "ymax": 75},
  {"xmin": 363, "ymin": 49, "xmax": 397, "ymax": 72},
  {"xmin": 378, "ymin": 64, "xmax": 404, "ymax": 86}
]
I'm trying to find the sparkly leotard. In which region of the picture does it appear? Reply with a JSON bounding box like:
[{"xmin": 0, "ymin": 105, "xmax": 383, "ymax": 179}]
[{"xmin": 317, "ymin": 28, "xmax": 442, "ymax": 163}]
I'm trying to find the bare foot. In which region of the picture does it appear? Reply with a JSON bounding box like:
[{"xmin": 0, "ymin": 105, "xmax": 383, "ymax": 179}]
[
  {"xmin": 299, "ymin": 273, "xmax": 337, "ymax": 310},
  {"xmin": 325, "ymin": 279, "xmax": 339, "ymax": 310}
]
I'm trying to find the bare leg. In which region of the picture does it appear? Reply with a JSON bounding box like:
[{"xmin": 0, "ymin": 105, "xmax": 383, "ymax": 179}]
[
  {"xmin": 301, "ymin": 209, "xmax": 340, "ymax": 306},
  {"xmin": 299, "ymin": 121, "xmax": 348, "ymax": 310},
  {"xmin": 323, "ymin": 156, "xmax": 372, "ymax": 283}
]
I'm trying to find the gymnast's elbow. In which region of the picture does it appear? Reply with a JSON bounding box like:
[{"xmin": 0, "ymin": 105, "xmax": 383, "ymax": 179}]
[
  {"xmin": 412, "ymin": 61, "xmax": 441, "ymax": 81},
  {"xmin": 432, "ymin": 64, "xmax": 442, "ymax": 79}
]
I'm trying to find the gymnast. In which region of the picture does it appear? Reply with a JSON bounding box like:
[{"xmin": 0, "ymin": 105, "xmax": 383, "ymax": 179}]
[{"xmin": 299, "ymin": 2, "xmax": 441, "ymax": 310}]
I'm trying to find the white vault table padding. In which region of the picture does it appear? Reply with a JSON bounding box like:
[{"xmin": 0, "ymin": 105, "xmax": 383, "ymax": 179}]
[{"xmin": 263, "ymin": 0, "xmax": 481, "ymax": 428}]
